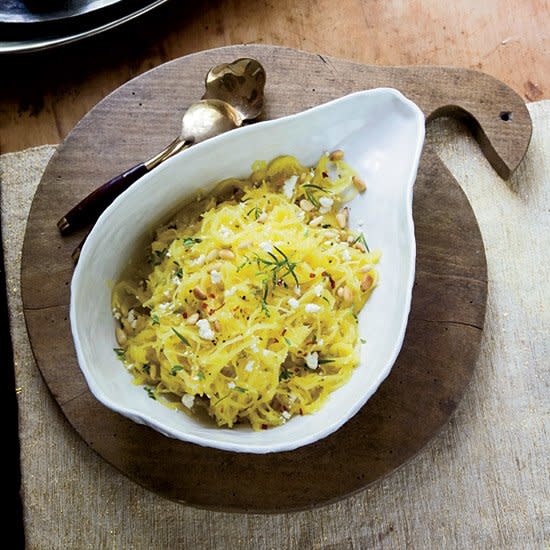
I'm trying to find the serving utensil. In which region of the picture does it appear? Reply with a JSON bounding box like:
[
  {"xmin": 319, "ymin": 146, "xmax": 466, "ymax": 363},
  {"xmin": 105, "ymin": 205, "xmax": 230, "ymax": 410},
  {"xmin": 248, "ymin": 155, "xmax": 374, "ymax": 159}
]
[{"xmin": 57, "ymin": 58, "xmax": 266, "ymax": 235}]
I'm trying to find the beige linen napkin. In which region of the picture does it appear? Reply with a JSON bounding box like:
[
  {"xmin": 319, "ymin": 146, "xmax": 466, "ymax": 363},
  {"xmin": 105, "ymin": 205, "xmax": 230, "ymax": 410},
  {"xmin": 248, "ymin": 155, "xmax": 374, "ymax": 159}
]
[{"xmin": 1, "ymin": 101, "xmax": 548, "ymax": 549}]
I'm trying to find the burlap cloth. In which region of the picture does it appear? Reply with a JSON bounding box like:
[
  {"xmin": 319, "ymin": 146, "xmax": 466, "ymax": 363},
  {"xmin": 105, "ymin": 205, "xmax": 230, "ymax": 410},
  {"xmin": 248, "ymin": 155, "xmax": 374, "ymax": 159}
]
[{"xmin": 1, "ymin": 101, "xmax": 548, "ymax": 549}]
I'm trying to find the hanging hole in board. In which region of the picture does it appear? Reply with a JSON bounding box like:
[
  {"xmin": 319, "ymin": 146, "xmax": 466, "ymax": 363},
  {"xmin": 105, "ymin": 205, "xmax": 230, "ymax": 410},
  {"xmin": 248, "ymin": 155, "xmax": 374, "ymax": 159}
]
[{"xmin": 499, "ymin": 111, "xmax": 513, "ymax": 122}]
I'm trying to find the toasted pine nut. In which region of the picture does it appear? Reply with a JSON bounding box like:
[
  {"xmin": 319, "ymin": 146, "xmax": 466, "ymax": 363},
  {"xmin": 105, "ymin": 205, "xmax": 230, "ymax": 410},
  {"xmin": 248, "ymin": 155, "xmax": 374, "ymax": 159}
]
[
  {"xmin": 115, "ymin": 327, "xmax": 127, "ymax": 346},
  {"xmin": 329, "ymin": 149, "xmax": 344, "ymax": 161},
  {"xmin": 309, "ymin": 215, "xmax": 323, "ymax": 227},
  {"xmin": 257, "ymin": 211, "xmax": 267, "ymax": 223},
  {"xmin": 206, "ymin": 249, "xmax": 219, "ymax": 262},
  {"xmin": 213, "ymin": 320, "xmax": 221, "ymax": 332},
  {"xmin": 299, "ymin": 172, "xmax": 307, "ymax": 182},
  {"xmin": 193, "ymin": 286, "xmax": 207, "ymax": 300},
  {"xmin": 342, "ymin": 286, "xmax": 353, "ymax": 303},
  {"xmin": 219, "ymin": 249, "xmax": 235, "ymax": 260},
  {"xmin": 337, "ymin": 287, "xmax": 345, "ymax": 298},
  {"xmin": 361, "ymin": 274, "xmax": 374, "ymax": 292},
  {"xmin": 237, "ymin": 241, "xmax": 251, "ymax": 250},
  {"xmin": 299, "ymin": 199, "xmax": 315, "ymax": 212},
  {"xmin": 352, "ymin": 175, "xmax": 367, "ymax": 193},
  {"xmin": 186, "ymin": 312, "xmax": 199, "ymax": 325},
  {"xmin": 336, "ymin": 207, "xmax": 349, "ymax": 229},
  {"xmin": 354, "ymin": 242, "xmax": 366, "ymax": 253}
]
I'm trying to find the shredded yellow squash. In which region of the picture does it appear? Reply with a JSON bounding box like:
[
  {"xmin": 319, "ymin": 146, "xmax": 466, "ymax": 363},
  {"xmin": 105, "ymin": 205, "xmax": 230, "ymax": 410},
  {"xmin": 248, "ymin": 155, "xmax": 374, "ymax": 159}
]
[{"xmin": 112, "ymin": 152, "xmax": 379, "ymax": 430}]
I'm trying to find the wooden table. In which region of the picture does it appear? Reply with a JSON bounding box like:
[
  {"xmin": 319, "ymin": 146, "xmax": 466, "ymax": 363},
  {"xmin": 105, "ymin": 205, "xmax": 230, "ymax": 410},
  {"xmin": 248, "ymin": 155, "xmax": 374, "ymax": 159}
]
[{"xmin": 0, "ymin": 0, "xmax": 548, "ymax": 153}]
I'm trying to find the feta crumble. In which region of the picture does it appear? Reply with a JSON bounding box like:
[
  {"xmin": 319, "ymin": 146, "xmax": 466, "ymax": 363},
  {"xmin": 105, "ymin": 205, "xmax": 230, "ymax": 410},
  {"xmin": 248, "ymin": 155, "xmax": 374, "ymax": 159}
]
[
  {"xmin": 244, "ymin": 361, "xmax": 254, "ymax": 372},
  {"xmin": 282, "ymin": 175, "xmax": 298, "ymax": 198},
  {"xmin": 342, "ymin": 248, "xmax": 352, "ymax": 261},
  {"xmin": 305, "ymin": 352, "xmax": 319, "ymax": 370},
  {"xmin": 319, "ymin": 196, "xmax": 334, "ymax": 214},
  {"xmin": 314, "ymin": 284, "xmax": 323, "ymax": 297},
  {"xmin": 305, "ymin": 303, "xmax": 321, "ymax": 313},
  {"xmin": 260, "ymin": 241, "xmax": 273, "ymax": 253},
  {"xmin": 288, "ymin": 298, "xmax": 300, "ymax": 309},
  {"xmin": 190, "ymin": 254, "xmax": 205, "ymax": 267},
  {"xmin": 210, "ymin": 269, "xmax": 222, "ymax": 285},
  {"xmin": 196, "ymin": 319, "xmax": 215, "ymax": 340},
  {"xmin": 228, "ymin": 381, "xmax": 236, "ymax": 389},
  {"xmin": 181, "ymin": 393, "xmax": 195, "ymax": 409}
]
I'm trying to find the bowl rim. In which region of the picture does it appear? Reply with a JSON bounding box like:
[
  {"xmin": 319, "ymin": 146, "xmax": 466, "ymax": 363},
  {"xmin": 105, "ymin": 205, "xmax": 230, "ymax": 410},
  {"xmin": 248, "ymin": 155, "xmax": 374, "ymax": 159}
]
[{"xmin": 70, "ymin": 87, "xmax": 425, "ymax": 453}]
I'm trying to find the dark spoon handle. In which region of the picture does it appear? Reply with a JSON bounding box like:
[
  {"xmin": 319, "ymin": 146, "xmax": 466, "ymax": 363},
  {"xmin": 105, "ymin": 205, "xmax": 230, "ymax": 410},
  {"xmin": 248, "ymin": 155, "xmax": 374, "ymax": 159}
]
[{"xmin": 57, "ymin": 162, "xmax": 149, "ymax": 235}]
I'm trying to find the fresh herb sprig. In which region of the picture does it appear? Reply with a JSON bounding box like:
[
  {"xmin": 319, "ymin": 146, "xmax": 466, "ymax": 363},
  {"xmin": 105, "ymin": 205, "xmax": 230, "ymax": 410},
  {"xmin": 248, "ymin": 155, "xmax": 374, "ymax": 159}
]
[
  {"xmin": 171, "ymin": 328, "xmax": 190, "ymax": 346},
  {"xmin": 351, "ymin": 232, "xmax": 370, "ymax": 252}
]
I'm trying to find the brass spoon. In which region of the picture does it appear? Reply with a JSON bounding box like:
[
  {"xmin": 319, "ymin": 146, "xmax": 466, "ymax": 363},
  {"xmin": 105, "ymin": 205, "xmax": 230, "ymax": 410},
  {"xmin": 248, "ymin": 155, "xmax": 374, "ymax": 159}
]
[{"xmin": 58, "ymin": 58, "xmax": 266, "ymax": 235}]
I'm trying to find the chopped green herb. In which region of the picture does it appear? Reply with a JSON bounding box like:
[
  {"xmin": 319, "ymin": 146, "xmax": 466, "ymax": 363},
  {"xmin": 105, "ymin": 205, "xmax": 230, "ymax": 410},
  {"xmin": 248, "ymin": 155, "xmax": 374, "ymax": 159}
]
[
  {"xmin": 196, "ymin": 371, "xmax": 205, "ymax": 380},
  {"xmin": 283, "ymin": 336, "xmax": 292, "ymax": 346},
  {"xmin": 113, "ymin": 348, "xmax": 125, "ymax": 360},
  {"xmin": 279, "ymin": 367, "xmax": 292, "ymax": 381},
  {"xmin": 360, "ymin": 338, "xmax": 367, "ymax": 344},
  {"xmin": 143, "ymin": 363, "xmax": 151, "ymax": 374},
  {"xmin": 246, "ymin": 206, "xmax": 262, "ymax": 220},
  {"xmin": 352, "ymin": 232, "xmax": 371, "ymax": 252},
  {"xmin": 236, "ymin": 256, "xmax": 251, "ymax": 272},
  {"xmin": 182, "ymin": 237, "xmax": 202, "ymax": 248},
  {"xmin": 170, "ymin": 365, "xmax": 184, "ymax": 376},
  {"xmin": 318, "ymin": 358, "xmax": 335, "ymax": 365},
  {"xmin": 174, "ymin": 267, "xmax": 183, "ymax": 278},
  {"xmin": 213, "ymin": 393, "xmax": 230, "ymax": 406},
  {"xmin": 234, "ymin": 386, "xmax": 247, "ymax": 393},
  {"xmin": 144, "ymin": 386, "xmax": 156, "ymax": 400},
  {"xmin": 151, "ymin": 314, "xmax": 160, "ymax": 326},
  {"xmin": 171, "ymin": 328, "xmax": 190, "ymax": 346},
  {"xmin": 301, "ymin": 183, "xmax": 328, "ymax": 192}
]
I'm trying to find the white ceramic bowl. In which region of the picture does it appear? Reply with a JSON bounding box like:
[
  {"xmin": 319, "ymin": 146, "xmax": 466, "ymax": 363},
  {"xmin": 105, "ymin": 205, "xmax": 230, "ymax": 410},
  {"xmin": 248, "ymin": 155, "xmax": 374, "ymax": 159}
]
[{"xmin": 71, "ymin": 88, "xmax": 425, "ymax": 453}]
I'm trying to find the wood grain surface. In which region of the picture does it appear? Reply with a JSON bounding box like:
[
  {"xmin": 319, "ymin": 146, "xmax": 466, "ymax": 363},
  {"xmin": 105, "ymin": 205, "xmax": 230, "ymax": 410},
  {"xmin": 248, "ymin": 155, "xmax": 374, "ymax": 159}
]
[
  {"xmin": 0, "ymin": 0, "xmax": 548, "ymax": 153},
  {"xmin": 19, "ymin": 45, "xmax": 531, "ymax": 510}
]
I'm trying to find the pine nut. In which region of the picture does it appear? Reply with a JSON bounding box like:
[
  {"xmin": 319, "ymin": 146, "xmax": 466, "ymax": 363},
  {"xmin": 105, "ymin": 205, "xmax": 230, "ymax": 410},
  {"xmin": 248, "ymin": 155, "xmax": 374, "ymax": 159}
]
[
  {"xmin": 186, "ymin": 312, "xmax": 199, "ymax": 324},
  {"xmin": 352, "ymin": 175, "xmax": 367, "ymax": 193},
  {"xmin": 299, "ymin": 199, "xmax": 315, "ymax": 212},
  {"xmin": 336, "ymin": 207, "xmax": 349, "ymax": 229},
  {"xmin": 213, "ymin": 320, "xmax": 221, "ymax": 332},
  {"xmin": 329, "ymin": 149, "xmax": 344, "ymax": 161},
  {"xmin": 219, "ymin": 249, "xmax": 235, "ymax": 260},
  {"xmin": 257, "ymin": 211, "xmax": 267, "ymax": 223},
  {"xmin": 115, "ymin": 327, "xmax": 127, "ymax": 346},
  {"xmin": 337, "ymin": 287, "xmax": 345, "ymax": 298},
  {"xmin": 193, "ymin": 287, "xmax": 207, "ymax": 300},
  {"xmin": 309, "ymin": 215, "xmax": 323, "ymax": 226},
  {"xmin": 206, "ymin": 249, "xmax": 219, "ymax": 262},
  {"xmin": 342, "ymin": 286, "xmax": 353, "ymax": 303},
  {"xmin": 361, "ymin": 274, "xmax": 374, "ymax": 292}
]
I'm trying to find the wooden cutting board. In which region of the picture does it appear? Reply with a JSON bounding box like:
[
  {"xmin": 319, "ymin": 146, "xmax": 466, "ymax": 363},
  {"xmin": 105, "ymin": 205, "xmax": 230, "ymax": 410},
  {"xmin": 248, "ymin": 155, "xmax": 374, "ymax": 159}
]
[{"xmin": 20, "ymin": 44, "xmax": 531, "ymax": 512}]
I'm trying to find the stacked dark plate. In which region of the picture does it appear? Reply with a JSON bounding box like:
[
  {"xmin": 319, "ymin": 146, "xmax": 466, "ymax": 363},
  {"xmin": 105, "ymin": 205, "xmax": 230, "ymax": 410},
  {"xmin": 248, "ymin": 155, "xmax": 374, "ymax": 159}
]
[{"xmin": 0, "ymin": 0, "xmax": 170, "ymax": 53}]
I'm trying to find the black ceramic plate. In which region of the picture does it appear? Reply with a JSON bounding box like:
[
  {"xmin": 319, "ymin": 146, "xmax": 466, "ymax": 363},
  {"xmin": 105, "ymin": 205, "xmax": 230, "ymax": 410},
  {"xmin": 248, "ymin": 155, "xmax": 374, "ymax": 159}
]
[{"xmin": 0, "ymin": 0, "xmax": 170, "ymax": 53}]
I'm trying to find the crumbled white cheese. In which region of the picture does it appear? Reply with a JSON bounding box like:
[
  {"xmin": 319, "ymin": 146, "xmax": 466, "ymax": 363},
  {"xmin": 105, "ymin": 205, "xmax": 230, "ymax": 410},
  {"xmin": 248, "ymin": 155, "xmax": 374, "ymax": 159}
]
[
  {"xmin": 342, "ymin": 249, "xmax": 352, "ymax": 261},
  {"xmin": 219, "ymin": 225, "xmax": 231, "ymax": 239},
  {"xmin": 181, "ymin": 393, "xmax": 195, "ymax": 409},
  {"xmin": 282, "ymin": 175, "xmax": 298, "ymax": 198},
  {"xmin": 157, "ymin": 302, "xmax": 172, "ymax": 313},
  {"xmin": 126, "ymin": 363, "xmax": 135, "ymax": 370},
  {"xmin": 228, "ymin": 381, "xmax": 236, "ymax": 389},
  {"xmin": 251, "ymin": 338, "xmax": 259, "ymax": 353},
  {"xmin": 165, "ymin": 250, "xmax": 171, "ymax": 258},
  {"xmin": 196, "ymin": 319, "xmax": 215, "ymax": 340},
  {"xmin": 263, "ymin": 349, "xmax": 270, "ymax": 356},
  {"xmin": 112, "ymin": 308, "xmax": 121, "ymax": 320},
  {"xmin": 318, "ymin": 338, "xmax": 324, "ymax": 346},
  {"xmin": 305, "ymin": 351, "xmax": 319, "ymax": 370},
  {"xmin": 210, "ymin": 269, "xmax": 222, "ymax": 285},
  {"xmin": 260, "ymin": 241, "xmax": 273, "ymax": 253},
  {"xmin": 314, "ymin": 284, "xmax": 323, "ymax": 297},
  {"xmin": 319, "ymin": 196, "xmax": 334, "ymax": 214},
  {"xmin": 127, "ymin": 309, "xmax": 137, "ymax": 328},
  {"xmin": 164, "ymin": 290, "xmax": 171, "ymax": 298},
  {"xmin": 224, "ymin": 287, "xmax": 237, "ymax": 298},
  {"xmin": 305, "ymin": 303, "xmax": 321, "ymax": 313},
  {"xmin": 294, "ymin": 285, "xmax": 301, "ymax": 296},
  {"xmin": 172, "ymin": 276, "xmax": 180, "ymax": 286},
  {"xmin": 288, "ymin": 298, "xmax": 299, "ymax": 309},
  {"xmin": 282, "ymin": 411, "xmax": 292, "ymax": 420},
  {"xmin": 244, "ymin": 361, "xmax": 254, "ymax": 372},
  {"xmin": 190, "ymin": 254, "xmax": 205, "ymax": 266}
]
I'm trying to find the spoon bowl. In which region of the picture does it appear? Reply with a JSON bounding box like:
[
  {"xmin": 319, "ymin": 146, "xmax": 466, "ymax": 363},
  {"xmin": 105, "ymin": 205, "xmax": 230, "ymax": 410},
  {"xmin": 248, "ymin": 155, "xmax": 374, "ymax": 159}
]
[{"xmin": 202, "ymin": 58, "xmax": 266, "ymax": 121}]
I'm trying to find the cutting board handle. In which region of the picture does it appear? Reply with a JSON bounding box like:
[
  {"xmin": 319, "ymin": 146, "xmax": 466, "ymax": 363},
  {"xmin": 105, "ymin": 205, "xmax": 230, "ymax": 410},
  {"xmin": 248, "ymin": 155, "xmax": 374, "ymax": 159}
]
[{"xmin": 405, "ymin": 66, "xmax": 532, "ymax": 180}]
